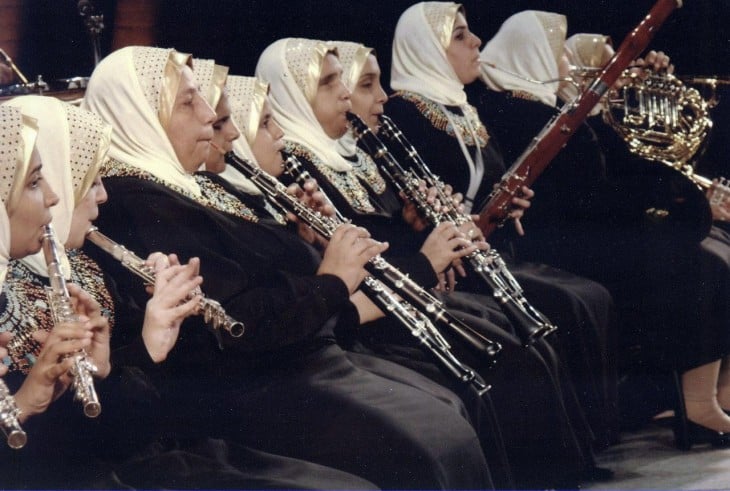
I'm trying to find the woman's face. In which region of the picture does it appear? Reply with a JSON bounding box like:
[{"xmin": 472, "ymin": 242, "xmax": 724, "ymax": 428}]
[
  {"xmin": 205, "ymin": 92, "xmax": 241, "ymax": 174},
  {"xmin": 8, "ymin": 148, "xmax": 59, "ymax": 258},
  {"xmin": 66, "ymin": 176, "xmax": 107, "ymax": 249},
  {"xmin": 252, "ymin": 98, "xmax": 285, "ymax": 177},
  {"xmin": 445, "ymin": 12, "xmax": 482, "ymax": 85},
  {"xmin": 165, "ymin": 65, "xmax": 216, "ymax": 172},
  {"xmin": 350, "ymin": 54, "xmax": 388, "ymax": 132},
  {"xmin": 311, "ymin": 53, "xmax": 352, "ymax": 139}
]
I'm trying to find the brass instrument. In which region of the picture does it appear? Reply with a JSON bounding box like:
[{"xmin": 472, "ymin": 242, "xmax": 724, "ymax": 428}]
[
  {"xmin": 348, "ymin": 112, "xmax": 556, "ymax": 346},
  {"xmin": 85, "ymin": 227, "xmax": 245, "ymax": 338},
  {"xmin": 221, "ymin": 148, "xmax": 500, "ymax": 394},
  {"xmin": 41, "ymin": 225, "xmax": 101, "ymax": 418},
  {"xmin": 0, "ymin": 379, "xmax": 26, "ymax": 449},
  {"xmin": 596, "ymin": 68, "xmax": 730, "ymax": 206},
  {"xmin": 476, "ymin": 0, "xmax": 683, "ymax": 236}
]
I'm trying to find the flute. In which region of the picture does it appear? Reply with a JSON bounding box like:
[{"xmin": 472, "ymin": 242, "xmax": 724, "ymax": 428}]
[
  {"xmin": 0, "ymin": 379, "xmax": 26, "ymax": 449},
  {"xmin": 41, "ymin": 225, "xmax": 101, "ymax": 418},
  {"xmin": 85, "ymin": 227, "xmax": 245, "ymax": 338}
]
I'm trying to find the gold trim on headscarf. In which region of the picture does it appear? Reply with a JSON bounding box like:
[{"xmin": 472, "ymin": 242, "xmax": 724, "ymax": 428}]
[
  {"xmin": 424, "ymin": 2, "xmax": 463, "ymax": 50},
  {"xmin": 245, "ymin": 79, "xmax": 269, "ymax": 145},
  {"xmin": 342, "ymin": 45, "xmax": 373, "ymax": 92},
  {"xmin": 285, "ymin": 39, "xmax": 338, "ymax": 104},
  {"xmin": 570, "ymin": 34, "xmax": 613, "ymax": 68},
  {"xmin": 159, "ymin": 50, "xmax": 193, "ymax": 130},
  {"xmin": 209, "ymin": 64, "xmax": 229, "ymax": 110},
  {"xmin": 6, "ymin": 115, "xmax": 39, "ymax": 214}
]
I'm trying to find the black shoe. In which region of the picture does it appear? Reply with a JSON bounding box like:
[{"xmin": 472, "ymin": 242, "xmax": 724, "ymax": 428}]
[{"xmin": 675, "ymin": 419, "xmax": 730, "ymax": 450}]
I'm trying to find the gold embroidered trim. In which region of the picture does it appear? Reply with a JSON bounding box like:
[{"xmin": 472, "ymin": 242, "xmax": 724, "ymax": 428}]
[
  {"xmin": 285, "ymin": 142, "xmax": 376, "ymax": 213},
  {"xmin": 101, "ymin": 158, "xmax": 259, "ymax": 223},
  {"xmin": 352, "ymin": 148, "xmax": 387, "ymax": 194},
  {"xmin": 509, "ymin": 90, "xmax": 541, "ymax": 102},
  {"xmin": 393, "ymin": 91, "xmax": 489, "ymax": 148},
  {"xmin": 1, "ymin": 252, "xmax": 114, "ymax": 374}
]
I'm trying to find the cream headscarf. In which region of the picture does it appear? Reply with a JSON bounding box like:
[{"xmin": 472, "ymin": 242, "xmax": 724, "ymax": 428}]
[
  {"xmin": 558, "ymin": 33, "xmax": 613, "ymax": 109},
  {"xmin": 5, "ymin": 96, "xmax": 111, "ymax": 279},
  {"xmin": 219, "ymin": 75, "xmax": 269, "ymax": 195},
  {"xmin": 194, "ymin": 58, "xmax": 229, "ymax": 111},
  {"xmin": 82, "ymin": 46, "xmax": 203, "ymax": 196},
  {"xmin": 0, "ymin": 105, "xmax": 39, "ymax": 292},
  {"xmin": 391, "ymin": 2, "xmax": 466, "ymax": 106},
  {"xmin": 255, "ymin": 38, "xmax": 352, "ymax": 172},
  {"xmin": 479, "ymin": 10, "xmax": 568, "ymax": 107},
  {"xmin": 331, "ymin": 41, "xmax": 374, "ymax": 158}
]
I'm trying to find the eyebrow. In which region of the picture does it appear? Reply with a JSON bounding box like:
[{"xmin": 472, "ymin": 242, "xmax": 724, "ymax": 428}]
[{"xmin": 319, "ymin": 69, "xmax": 342, "ymax": 86}]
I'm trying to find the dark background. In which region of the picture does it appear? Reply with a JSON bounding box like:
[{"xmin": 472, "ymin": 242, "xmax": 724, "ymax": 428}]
[{"xmin": 12, "ymin": 0, "xmax": 730, "ymax": 175}]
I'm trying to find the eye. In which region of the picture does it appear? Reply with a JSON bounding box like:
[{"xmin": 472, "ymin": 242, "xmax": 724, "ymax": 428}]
[{"xmin": 29, "ymin": 174, "xmax": 42, "ymax": 189}]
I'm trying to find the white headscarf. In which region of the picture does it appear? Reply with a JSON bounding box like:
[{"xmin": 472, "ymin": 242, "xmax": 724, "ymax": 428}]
[
  {"xmin": 0, "ymin": 105, "xmax": 39, "ymax": 292},
  {"xmin": 479, "ymin": 10, "xmax": 567, "ymax": 107},
  {"xmin": 5, "ymin": 96, "xmax": 111, "ymax": 279},
  {"xmin": 331, "ymin": 41, "xmax": 373, "ymax": 158},
  {"xmin": 255, "ymin": 38, "xmax": 352, "ymax": 172},
  {"xmin": 558, "ymin": 33, "xmax": 613, "ymax": 111},
  {"xmin": 219, "ymin": 75, "xmax": 269, "ymax": 195},
  {"xmin": 391, "ymin": 2, "xmax": 467, "ymax": 106},
  {"xmin": 82, "ymin": 46, "xmax": 203, "ymax": 196}
]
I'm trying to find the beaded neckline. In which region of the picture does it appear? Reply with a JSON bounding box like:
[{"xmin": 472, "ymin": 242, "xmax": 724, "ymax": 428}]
[
  {"xmin": 286, "ymin": 142, "xmax": 376, "ymax": 214},
  {"xmin": 392, "ymin": 91, "xmax": 490, "ymax": 148},
  {"xmin": 101, "ymin": 158, "xmax": 259, "ymax": 223}
]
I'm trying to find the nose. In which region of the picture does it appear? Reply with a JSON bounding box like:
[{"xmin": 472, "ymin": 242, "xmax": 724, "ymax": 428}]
[
  {"xmin": 271, "ymin": 118, "xmax": 284, "ymax": 140},
  {"xmin": 42, "ymin": 180, "xmax": 59, "ymax": 208},
  {"xmin": 227, "ymin": 120, "xmax": 241, "ymax": 142},
  {"xmin": 471, "ymin": 32, "xmax": 482, "ymax": 49},
  {"xmin": 339, "ymin": 80, "xmax": 351, "ymax": 101},
  {"xmin": 97, "ymin": 181, "xmax": 109, "ymax": 205},
  {"xmin": 376, "ymin": 84, "xmax": 387, "ymax": 105},
  {"xmin": 198, "ymin": 93, "xmax": 216, "ymax": 125}
]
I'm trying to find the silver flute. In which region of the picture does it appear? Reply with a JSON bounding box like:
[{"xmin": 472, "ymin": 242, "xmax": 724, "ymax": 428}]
[
  {"xmin": 85, "ymin": 227, "xmax": 245, "ymax": 338},
  {"xmin": 350, "ymin": 112, "xmax": 557, "ymax": 345},
  {"xmin": 0, "ymin": 378, "xmax": 26, "ymax": 449},
  {"xmin": 222, "ymin": 149, "xmax": 500, "ymax": 393},
  {"xmin": 41, "ymin": 224, "xmax": 101, "ymax": 418}
]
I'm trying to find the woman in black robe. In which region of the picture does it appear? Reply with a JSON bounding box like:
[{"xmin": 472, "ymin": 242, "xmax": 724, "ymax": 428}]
[
  {"xmin": 0, "ymin": 95, "xmax": 380, "ymax": 490},
  {"xmin": 83, "ymin": 44, "xmax": 493, "ymax": 490},
  {"xmin": 254, "ymin": 34, "xmax": 613, "ymax": 488},
  {"xmin": 386, "ymin": 3, "xmax": 618, "ymax": 454},
  {"xmin": 542, "ymin": 32, "xmax": 730, "ymax": 438}
]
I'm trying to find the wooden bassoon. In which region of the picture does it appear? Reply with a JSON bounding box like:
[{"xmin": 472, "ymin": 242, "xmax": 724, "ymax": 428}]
[{"xmin": 476, "ymin": 0, "xmax": 683, "ymax": 237}]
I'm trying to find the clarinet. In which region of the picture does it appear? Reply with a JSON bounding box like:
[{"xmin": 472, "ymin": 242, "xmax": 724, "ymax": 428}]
[
  {"xmin": 41, "ymin": 225, "xmax": 101, "ymax": 418},
  {"xmin": 0, "ymin": 379, "xmax": 26, "ymax": 449},
  {"xmin": 85, "ymin": 227, "xmax": 245, "ymax": 338},
  {"xmin": 476, "ymin": 0, "xmax": 683, "ymax": 237},
  {"xmin": 276, "ymin": 152, "xmax": 502, "ymax": 360},
  {"xmin": 349, "ymin": 112, "xmax": 556, "ymax": 345},
  {"xmin": 222, "ymin": 149, "xmax": 499, "ymax": 393}
]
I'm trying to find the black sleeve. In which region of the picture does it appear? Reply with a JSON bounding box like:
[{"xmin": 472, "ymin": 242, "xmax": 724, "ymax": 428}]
[{"xmin": 92, "ymin": 177, "xmax": 351, "ymax": 355}]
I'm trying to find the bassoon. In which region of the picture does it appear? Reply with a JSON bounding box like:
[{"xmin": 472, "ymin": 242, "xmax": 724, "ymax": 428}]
[{"xmin": 476, "ymin": 0, "xmax": 683, "ymax": 237}]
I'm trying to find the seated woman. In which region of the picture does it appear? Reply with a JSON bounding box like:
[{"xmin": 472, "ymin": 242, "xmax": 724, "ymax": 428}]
[
  {"xmin": 386, "ymin": 2, "xmax": 619, "ymax": 455},
  {"xmin": 83, "ymin": 45, "xmax": 493, "ymax": 490},
  {"xmin": 556, "ymin": 32, "xmax": 730, "ymax": 443},
  {"xmin": 254, "ymin": 36, "xmax": 610, "ymax": 488},
  {"xmin": 0, "ymin": 101, "xmax": 120, "ymax": 486},
  {"xmin": 3, "ymin": 95, "xmax": 379, "ymax": 490}
]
